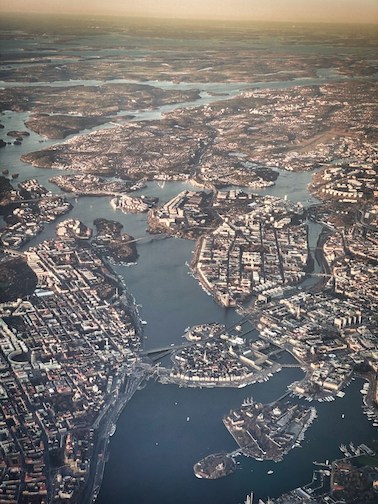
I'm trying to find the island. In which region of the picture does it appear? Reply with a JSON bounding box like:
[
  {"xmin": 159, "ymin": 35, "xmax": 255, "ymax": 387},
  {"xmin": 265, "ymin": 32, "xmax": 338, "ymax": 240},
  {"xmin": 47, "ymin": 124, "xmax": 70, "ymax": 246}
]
[
  {"xmin": 49, "ymin": 174, "xmax": 146, "ymax": 196},
  {"xmin": 223, "ymin": 398, "xmax": 317, "ymax": 462},
  {"xmin": 92, "ymin": 218, "xmax": 138, "ymax": 264},
  {"xmin": 193, "ymin": 453, "xmax": 236, "ymax": 479}
]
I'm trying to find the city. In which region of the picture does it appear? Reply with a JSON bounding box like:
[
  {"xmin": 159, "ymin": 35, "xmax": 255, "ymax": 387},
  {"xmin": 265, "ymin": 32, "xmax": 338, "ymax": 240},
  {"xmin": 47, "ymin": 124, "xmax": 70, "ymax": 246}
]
[{"xmin": 0, "ymin": 10, "xmax": 377, "ymax": 504}]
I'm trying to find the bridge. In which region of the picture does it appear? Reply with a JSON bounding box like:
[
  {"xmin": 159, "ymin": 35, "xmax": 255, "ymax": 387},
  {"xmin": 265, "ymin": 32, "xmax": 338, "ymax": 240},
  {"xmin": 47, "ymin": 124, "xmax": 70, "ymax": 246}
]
[
  {"xmin": 308, "ymin": 272, "xmax": 333, "ymax": 278},
  {"xmin": 4, "ymin": 194, "xmax": 64, "ymax": 205},
  {"xmin": 0, "ymin": 247, "xmax": 25, "ymax": 258},
  {"xmin": 140, "ymin": 342, "xmax": 192, "ymax": 358},
  {"xmin": 112, "ymin": 234, "xmax": 169, "ymax": 246},
  {"xmin": 140, "ymin": 310, "xmax": 260, "ymax": 358}
]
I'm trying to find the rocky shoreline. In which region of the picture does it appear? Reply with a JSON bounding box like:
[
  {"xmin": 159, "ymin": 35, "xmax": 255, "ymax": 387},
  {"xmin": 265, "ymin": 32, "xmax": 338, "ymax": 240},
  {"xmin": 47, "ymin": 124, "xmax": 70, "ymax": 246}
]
[{"xmin": 92, "ymin": 218, "xmax": 138, "ymax": 264}]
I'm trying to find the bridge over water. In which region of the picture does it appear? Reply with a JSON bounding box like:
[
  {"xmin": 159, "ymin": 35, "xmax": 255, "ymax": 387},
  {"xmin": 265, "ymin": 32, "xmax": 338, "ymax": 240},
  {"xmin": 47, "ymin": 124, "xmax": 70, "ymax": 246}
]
[{"xmin": 140, "ymin": 310, "xmax": 260, "ymax": 358}]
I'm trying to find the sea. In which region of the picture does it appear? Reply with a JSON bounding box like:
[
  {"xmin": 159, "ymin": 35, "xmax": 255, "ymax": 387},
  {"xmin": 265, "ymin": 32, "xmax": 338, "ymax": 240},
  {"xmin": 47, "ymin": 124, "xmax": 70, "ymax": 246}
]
[{"xmin": 0, "ymin": 20, "xmax": 376, "ymax": 504}]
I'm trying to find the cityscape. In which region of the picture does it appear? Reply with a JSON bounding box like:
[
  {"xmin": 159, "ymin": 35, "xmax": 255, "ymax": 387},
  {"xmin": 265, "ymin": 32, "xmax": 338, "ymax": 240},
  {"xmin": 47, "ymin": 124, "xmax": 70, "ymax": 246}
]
[{"xmin": 0, "ymin": 4, "xmax": 377, "ymax": 504}]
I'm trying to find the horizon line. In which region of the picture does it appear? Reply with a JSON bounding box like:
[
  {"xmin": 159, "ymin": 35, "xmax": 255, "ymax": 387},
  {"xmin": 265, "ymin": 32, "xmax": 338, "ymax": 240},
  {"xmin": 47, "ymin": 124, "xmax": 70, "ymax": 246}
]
[{"xmin": 1, "ymin": 10, "xmax": 378, "ymax": 27}]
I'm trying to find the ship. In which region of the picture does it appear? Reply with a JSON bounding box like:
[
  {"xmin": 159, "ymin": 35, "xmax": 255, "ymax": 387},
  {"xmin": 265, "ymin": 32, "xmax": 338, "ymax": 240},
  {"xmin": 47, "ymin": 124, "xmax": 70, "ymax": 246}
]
[
  {"xmin": 339, "ymin": 444, "xmax": 352, "ymax": 457},
  {"xmin": 242, "ymin": 397, "xmax": 254, "ymax": 407},
  {"xmin": 245, "ymin": 492, "xmax": 254, "ymax": 504},
  {"xmin": 109, "ymin": 423, "xmax": 116, "ymax": 437}
]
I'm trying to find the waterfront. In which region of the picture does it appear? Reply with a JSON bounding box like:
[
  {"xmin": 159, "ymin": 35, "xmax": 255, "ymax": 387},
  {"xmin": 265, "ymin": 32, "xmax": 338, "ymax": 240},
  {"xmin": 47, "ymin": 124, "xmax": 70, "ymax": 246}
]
[
  {"xmin": 1, "ymin": 23, "xmax": 377, "ymax": 504},
  {"xmin": 97, "ymin": 378, "xmax": 376, "ymax": 504}
]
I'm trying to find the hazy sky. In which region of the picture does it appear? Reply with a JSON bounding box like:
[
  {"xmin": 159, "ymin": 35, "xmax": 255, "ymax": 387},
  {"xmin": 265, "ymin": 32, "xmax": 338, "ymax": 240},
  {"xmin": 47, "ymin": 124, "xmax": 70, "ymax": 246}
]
[{"xmin": 1, "ymin": 0, "xmax": 378, "ymax": 24}]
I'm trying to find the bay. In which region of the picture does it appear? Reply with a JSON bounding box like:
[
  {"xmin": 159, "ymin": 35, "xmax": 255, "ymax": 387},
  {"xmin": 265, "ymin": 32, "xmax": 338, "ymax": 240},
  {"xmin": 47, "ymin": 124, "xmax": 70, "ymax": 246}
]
[{"xmin": 97, "ymin": 377, "xmax": 375, "ymax": 504}]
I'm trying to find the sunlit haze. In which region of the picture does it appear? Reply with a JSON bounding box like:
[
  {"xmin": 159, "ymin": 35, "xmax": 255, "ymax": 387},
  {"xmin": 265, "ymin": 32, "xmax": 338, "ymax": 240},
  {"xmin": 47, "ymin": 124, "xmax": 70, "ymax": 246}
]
[{"xmin": 1, "ymin": 0, "xmax": 377, "ymax": 24}]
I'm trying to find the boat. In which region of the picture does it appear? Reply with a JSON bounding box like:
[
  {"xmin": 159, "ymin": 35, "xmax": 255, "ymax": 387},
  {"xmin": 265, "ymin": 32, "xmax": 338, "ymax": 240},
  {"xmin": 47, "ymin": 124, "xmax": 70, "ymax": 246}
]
[
  {"xmin": 267, "ymin": 470, "xmax": 274, "ymax": 475},
  {"xmin": 244, "ymin": 492, "xmax": 254, "ymax": 504},
  {"xmin": 341, "ymin": 413, "xmax": 345, "ymax": 419},
  {"xmin": 186, "ymin": 416, "xmax": 190, "ymax": 421},
  {"xmin": 242, "ymin": 397, "xmax": 254, "ymax": 407},
  {"xmin": 109, "ymin": 423, "xmax": 116, "ymax": 437}
]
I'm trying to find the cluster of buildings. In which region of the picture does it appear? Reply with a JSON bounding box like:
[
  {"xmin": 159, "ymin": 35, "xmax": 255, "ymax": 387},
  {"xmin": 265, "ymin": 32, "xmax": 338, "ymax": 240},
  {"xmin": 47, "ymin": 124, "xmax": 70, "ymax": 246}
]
[
  {"xmin": 344, "ymin": 224, "xmax": 378, "ymax": 263},
  {"xmin": 23, "ymin": 118, "xmax": 208, "ymax": 183},
  {"xmin": 22, "ymin": 79, "xmax": 376, "ymax": 197},
  {"xmin": 0, "ymin": 179, "xmax": 72, "ymax": 249},
  {"xmin": 332, "ymin": 255, "xmax": 378, "ymax": 312},
  {"xmin": 254, "ymin": 291, "xmax": 377, "ymax": 400},
  {"xmin": 197, "ymin": 147, "xmax": 276, "ymax": 188},
  {"xmin": 0, "ymin": 238, "xmax": 141, "ymax": 503},
  {"xmin": 310, "ymin": 163, "xmax": 377, "ymax": 205},
  {"xmin": 168, "ymin": 325, "xmax": 282, "ymax": 388},
  {"xmin": 110, "ymin": 193, "xmax": 156, "ymax": 214},
  {"xmin": 194, "ymin": 192, "xmax": 308, "ymax": 307},
  {"xmin": 187, "ymin": 81, "xmax": 377, "ymax": 177},
  {"xmin": 56, "ymin": 219, "xmax": 92, "ymax": 240},
  {"xmin": 148, "ymin": 190, "xmax": 215, "ymax": 237},
  {"xmin": 223, "ymin": 398, "xmax": 317, "ymax": 462},
  {"xmin": 49, "ymin": 174, "xmax": 138, "ymax": 197},
  {"xmin": 261, "ymin": 445, "xmax": 378, "ymax": 504},
  {"xmin": 148, "ymin": 189, "xmax": 309, "ymax": 308},
  {"xmin": 148, "ymin": 189, "xmax": 310, "ymax": 309}
]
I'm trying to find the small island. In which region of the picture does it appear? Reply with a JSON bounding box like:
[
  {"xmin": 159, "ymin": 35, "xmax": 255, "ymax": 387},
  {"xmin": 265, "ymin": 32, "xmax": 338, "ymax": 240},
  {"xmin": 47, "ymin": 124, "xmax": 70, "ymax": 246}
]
[
  {"xmin": 193, "ymin": 453, "xmax": 236, "ymax": 480},
  {"xmin": 6, "ymin": 130, "xmax": 30, "ymax": 138},
  {"xmin": 92, "ymin": 218, "xmax": 138, "ymax": 264}
]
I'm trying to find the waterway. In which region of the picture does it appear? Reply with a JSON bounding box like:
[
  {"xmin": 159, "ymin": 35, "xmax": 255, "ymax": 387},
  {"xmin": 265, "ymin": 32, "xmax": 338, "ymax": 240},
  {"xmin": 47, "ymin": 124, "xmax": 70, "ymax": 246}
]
[
  {"xmin": 97, "ymin": 378, "xmax": 374, "ymax": 504},
  {"xmin": 1, "ymin": 49, "xmax": 376, "ymax": 504}
]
